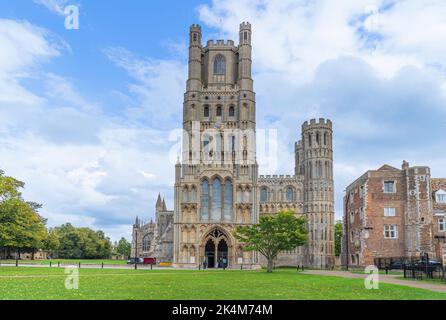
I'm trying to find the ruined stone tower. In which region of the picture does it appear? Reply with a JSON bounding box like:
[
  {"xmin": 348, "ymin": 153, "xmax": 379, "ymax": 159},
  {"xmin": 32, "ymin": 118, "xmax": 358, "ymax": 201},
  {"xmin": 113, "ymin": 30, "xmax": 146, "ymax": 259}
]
[{"xmin": 299, "ymin": 119, "xmax": 335, "ymax": 268}]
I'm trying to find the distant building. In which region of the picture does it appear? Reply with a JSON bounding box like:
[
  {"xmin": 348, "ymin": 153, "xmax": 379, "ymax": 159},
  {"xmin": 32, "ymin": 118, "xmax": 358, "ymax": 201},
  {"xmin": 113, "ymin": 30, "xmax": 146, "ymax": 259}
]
[
  {"xmin": 131, "ymin": 194, "xmax": 173, "ymax": 262},
  {"xmin": 343, "ymin": 161, "xmax": 446, "ymax": 267}
]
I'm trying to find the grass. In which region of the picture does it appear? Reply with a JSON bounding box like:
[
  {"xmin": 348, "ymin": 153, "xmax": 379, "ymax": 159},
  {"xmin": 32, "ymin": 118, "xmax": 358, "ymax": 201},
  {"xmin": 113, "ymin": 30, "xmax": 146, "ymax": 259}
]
[
  {"xmin": 0, "ymin": 259, "xmax": 127, "ymax": 265},
  {"xmin": 0, "ymin": 267, "xmax": 445, "ymax": 300}
]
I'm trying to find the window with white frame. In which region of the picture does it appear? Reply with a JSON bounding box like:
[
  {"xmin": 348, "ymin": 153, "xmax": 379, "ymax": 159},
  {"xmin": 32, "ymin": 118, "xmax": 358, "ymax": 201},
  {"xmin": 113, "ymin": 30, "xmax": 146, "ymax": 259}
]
[
  {"xmin": 436, "ymin": 190, "xmax": 446, "ymax": 203},
  {"xmin": 384, "ymin": 207, "xmax": 396, "ymax": 217},
  {"xmin": 384, "ymin": 181, "xmax": 396, "ymax": 193},
  {"xmin": 439, "ymin": 218, "xmax": 445, "ymax": 232},
  {"xmin": 384, "ymin": 225, "xmax": 398, "ymax": 239}
]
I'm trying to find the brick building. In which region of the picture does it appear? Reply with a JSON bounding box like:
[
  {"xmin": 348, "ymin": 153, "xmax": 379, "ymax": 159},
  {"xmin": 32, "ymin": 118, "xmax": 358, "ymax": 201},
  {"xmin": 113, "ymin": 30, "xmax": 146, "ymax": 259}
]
[
  {"xmin": 432, "ymin": 179, "xmax": 446, "ymax": 263},
  {"xmin": 342, "ymin": 161, "xmax": 446, "ymax": 267}
]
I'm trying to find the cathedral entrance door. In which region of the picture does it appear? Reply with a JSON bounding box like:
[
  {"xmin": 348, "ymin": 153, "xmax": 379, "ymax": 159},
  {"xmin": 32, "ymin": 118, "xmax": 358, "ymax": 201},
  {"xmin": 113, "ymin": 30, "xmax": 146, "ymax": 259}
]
[
  {"xmin": 205, "ymin": 239, "xmax": 215, "ymax": 268},
  {"xmin": 217, "ymin": 239, "xmax": 228, "ymax": 268}
]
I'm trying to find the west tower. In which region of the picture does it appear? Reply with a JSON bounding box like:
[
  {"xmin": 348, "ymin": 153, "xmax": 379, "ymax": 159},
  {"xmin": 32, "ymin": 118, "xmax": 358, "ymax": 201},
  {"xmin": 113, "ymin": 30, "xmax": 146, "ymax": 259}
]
[{"xmin": 174, "ymin": 22, "xmax": 259, "ymax": 268}]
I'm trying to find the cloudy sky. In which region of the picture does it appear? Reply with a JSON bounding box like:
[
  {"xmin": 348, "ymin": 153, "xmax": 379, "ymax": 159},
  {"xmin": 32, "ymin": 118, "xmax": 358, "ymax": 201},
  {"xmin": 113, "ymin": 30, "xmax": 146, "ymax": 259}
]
[{"xmin": 0, "ymin": 0, "xmax": 445, "ymax": 241}]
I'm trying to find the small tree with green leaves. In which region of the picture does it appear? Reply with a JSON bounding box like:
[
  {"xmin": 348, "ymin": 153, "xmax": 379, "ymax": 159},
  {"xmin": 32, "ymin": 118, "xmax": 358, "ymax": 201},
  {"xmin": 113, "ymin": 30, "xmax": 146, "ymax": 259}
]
[
  {"xmin": 233, "ymin": 211, "xmax": 308, "ymax": 273},
  {"xmin": 116, "ymin": 237, "xmax": 131, "ymax": 259}
]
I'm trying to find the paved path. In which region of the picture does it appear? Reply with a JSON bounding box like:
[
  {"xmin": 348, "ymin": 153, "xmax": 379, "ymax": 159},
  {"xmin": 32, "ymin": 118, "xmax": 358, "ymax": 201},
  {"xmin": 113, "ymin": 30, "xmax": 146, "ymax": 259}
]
[{"xmin": 302, "ymin": 270, "xmax": 446, "ymax": 293}]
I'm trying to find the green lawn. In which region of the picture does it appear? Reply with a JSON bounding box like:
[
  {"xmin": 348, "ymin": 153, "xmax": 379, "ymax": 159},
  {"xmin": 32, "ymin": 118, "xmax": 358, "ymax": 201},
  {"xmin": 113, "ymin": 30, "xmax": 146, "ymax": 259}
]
[
  {"xmin": 0, "ymin": 259, "xmax": 127, "ymax": 265},
  {"xmin": 0, "ymin": 267, "xmax": 445, "ymax": 300}
]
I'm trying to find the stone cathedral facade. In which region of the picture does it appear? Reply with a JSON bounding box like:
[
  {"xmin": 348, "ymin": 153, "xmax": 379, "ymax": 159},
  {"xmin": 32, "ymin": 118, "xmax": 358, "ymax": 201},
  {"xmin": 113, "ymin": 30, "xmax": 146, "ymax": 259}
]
[{"xmin": 132, "ymin": 22, "xmax": 335, "ymax": 269}]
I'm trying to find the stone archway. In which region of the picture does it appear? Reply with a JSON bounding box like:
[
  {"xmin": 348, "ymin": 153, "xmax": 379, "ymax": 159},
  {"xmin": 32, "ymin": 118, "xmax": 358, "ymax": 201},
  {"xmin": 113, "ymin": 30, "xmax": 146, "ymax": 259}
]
[{"xmin": 201, "ymin": 228, "xmax": 231, "ymax": 268}]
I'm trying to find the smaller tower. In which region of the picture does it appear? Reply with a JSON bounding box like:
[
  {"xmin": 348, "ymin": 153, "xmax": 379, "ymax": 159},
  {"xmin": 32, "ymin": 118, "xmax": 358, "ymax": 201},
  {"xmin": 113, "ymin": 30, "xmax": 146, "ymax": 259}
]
[
  {"xmin": 238, "ymin": 22, "xmax": 253, "ymax": 92},
  {"xmin": 156, "ymin": 193, "xmax": 163, "ymax": 212},
  {"xmin": 402, "ymin": 162, "xmax": 434, "ymax": 258},
  {"xmin": 187, "ymin": 24, "xmax": 203, "ymax": 92},
  {"xmin": 301, "ymin": 118, "xmax": 335, "ymax": 268}
]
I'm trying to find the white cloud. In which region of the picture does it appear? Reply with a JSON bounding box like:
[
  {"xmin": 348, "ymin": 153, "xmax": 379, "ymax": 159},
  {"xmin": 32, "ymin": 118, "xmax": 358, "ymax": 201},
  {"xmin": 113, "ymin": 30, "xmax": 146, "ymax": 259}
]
[
  {"xmin": 0, "ymin": 20, "xmax": 178, "ymax": 241},
  {"xmin": 103, "ymin": 47, "xmax": 187, "ymax": 128},
  {"xmin": 33, "ymin": 0, "xmax": 70, "ymax": 15}
]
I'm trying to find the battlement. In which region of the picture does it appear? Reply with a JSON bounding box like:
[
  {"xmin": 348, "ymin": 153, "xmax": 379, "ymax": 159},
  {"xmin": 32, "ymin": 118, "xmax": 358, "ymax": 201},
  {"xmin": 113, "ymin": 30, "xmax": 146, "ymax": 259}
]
[
  {"xmin": 302, "ymin": 118, "xmax": 332, "ymax": 130},
  {"xmin": 240, "ymin": 21, "xmax": 251, "ymax": 30},
  {"xmin": 190, "ymin": 24, "xmax": 201, "ymax": 31},
  {"xmin": 205, "ymin": 39, "xmax": 236, "ymax": 48}
]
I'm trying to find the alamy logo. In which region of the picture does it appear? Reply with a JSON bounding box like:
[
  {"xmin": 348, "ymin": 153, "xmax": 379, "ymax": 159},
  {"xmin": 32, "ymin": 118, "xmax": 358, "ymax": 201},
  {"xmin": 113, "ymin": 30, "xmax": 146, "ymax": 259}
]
[
  {"xmin": 64, "ymin": 267, "xmax": 79, "ymax": 290},
  {"xmin": 364, "ymin": 265, "xmax": 379, "ymax": 290},
  {"xmin": 64, "ymin": 5, "xmax": 79, "ymax": 30}
]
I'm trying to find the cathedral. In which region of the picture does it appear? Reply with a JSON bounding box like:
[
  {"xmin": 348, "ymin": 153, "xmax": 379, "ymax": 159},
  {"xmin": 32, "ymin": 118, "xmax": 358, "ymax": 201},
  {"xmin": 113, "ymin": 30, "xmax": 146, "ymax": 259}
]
[{"xmin": 132, "ymin": 22, "xmax": 335, "ymax": 269}]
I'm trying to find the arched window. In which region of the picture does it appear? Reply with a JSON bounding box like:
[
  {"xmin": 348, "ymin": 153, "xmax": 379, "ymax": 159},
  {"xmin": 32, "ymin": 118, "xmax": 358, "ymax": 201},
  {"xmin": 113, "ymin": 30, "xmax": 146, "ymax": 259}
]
[
  {"xmin": 212, "ymin": 178, "xmax": 222, "ymax": 219},
  {"xmin": 213, "ymin": 55, "xmax": 226, "ymax": 75},
  {"xmin": 286, "ymin": 187, "xmax": 294, "ymax": 202},
  {"xmin": 204, "ymin": 105, "xmax": 210, "ymax": 118},
  {"xmin": 216, "ymin": 106, "xmax": 222, "ymax": 117},
  {"xmin": 223, "ymin": 180, "xmax": 233, "ymax": 221},
  {"xmin": 201, "ymin": 180, "xmax": 209, "ymax": 220},
  {"xmin": 142, "ymin": 235, "xmax": 151, "ymax": 252},
  {"xmin": 229, "ymin": 106, "xmax": 235, "ymax": 117},
  {"xmin": 260, "ymin": 188, "xmax": 268, "ymax": 202}
]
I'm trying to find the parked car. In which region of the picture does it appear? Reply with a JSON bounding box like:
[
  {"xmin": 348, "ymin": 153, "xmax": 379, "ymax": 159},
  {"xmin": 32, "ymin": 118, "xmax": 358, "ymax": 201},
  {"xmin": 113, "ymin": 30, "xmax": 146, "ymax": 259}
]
[
  {"xmin": 416, "ymin": 259, "xmax": 442, "ymax": 267},
  {"xmin": 127, "ymin": 258, "xmax": 144, "ymax": 265},
  {"xmin": 390, "ymin": 260, "xmax": 405, "ymax": 270}
]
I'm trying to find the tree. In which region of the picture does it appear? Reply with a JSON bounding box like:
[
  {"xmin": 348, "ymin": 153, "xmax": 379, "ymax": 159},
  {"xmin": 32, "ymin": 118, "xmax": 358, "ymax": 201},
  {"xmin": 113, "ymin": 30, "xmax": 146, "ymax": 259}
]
[
  {"xmin": 0, "ymin": 170, "xmax": 47, "ymax": 258},
  {"xmin": 53, "ymin": 223, "xmax": 112, "ymax": 259},
  {"xmin": 233, "ymin": 211, "xmax": 308, "ymax": 273},
  {"xmin": 335, "ymin": 220, "xmax": 343, "ymax": 257},
  {"xmin": 116, "ymin": 237, "xmax": 131, "ymax": 259},
  {"xmin": 43, "ymin": 228, "xmax": 60, "ymax": 258}
]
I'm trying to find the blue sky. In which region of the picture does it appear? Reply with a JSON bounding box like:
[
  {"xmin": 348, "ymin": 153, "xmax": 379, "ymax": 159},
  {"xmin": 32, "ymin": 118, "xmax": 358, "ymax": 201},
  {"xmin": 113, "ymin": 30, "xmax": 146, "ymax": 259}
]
[{"xmin": 1, "ymin": 0, "xmax": 446, "ymax": 241}]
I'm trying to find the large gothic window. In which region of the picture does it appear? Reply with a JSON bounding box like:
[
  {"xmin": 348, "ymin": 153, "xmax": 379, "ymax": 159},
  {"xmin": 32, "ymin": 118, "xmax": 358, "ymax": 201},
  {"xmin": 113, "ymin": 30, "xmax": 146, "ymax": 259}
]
[
  {"xmin": 201, "ymin": 180, "xmax": 209, "ymax": 220},
  {"xmin": 229, "ymin": 106, "xmax": 235, "ymax": 117},
  {"xmin": 142, "ymin": 235, "xmax": 151, "ymax": 252},
  {"xmin": 286, "ymin": 187, "xmax": 294, "ymax": 202},
  {"xmin": 260, "ymin": 188, "xmax": 268, "ymax": 202},
  {"xmin": 211, "ymin": 178, "xmax": 222, "ymax": 220},
  {"xmin": 213, "ymin": 55, "xmax": 226, "ymax": 75},
  {"xmin": 223, "ymin": 180, "xmax": 233, "ymax": 221}
]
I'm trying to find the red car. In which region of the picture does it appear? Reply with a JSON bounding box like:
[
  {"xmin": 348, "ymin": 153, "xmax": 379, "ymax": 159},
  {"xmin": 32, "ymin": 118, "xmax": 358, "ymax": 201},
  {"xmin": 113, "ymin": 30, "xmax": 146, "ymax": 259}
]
[{"xmin": 143, "ymin": 257, "xmax": 156, "ymax": 265}]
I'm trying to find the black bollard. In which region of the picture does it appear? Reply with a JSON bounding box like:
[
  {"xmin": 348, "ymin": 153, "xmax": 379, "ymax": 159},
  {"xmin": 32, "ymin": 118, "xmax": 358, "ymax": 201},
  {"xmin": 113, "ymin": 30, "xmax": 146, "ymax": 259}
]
[
  {"xmin": 134, "ymin": 263, "xmax": 137, "ymax": 270},
  {"xmin": 58, "ymin": 262, "xmax": 60, "ymax": 268},
  {"xmin": 241, "ymin": 264, "xmax": 243, "ymax": 270},
  {"xmin": 50, "ymin": 261, "xmax": 52, "ymax": 268},
  {"xmin": 102, "ymin": 262, "xmax": 104, "ymax": 269},
  {"xmin": 78, "ymin": 262, "xmax": 81, "ymax": 269},
  {"xmin": 16, "ymin": 259, "xmax": 18, "ymax": 267},
  {"xmin": 150, "ymin": 263, "xmax": 153, "ymax": 270}
]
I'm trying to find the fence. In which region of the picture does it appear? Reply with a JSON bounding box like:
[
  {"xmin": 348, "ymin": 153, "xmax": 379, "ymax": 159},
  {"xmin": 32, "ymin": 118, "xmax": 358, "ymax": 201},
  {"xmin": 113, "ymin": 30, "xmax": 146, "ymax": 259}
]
[
  {"xmin": 403, "ymin": 263, "xmax": 446, "ymax": 282},
  {"xmin": 0, "ymin": 260, "xmax": 157, "ymax": 270},
  {"xmin": 373, "ymin": 256, "xmax": 446, "ymax": 283}
]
